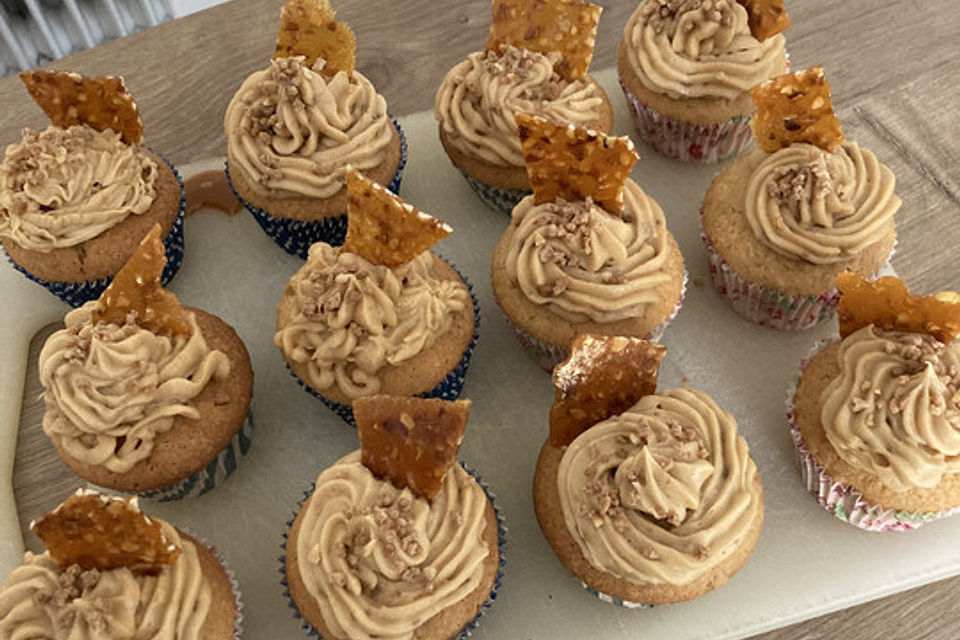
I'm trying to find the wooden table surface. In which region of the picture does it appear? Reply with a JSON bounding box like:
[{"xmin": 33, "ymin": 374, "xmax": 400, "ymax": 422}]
[{"xmin": 3, "ymin": 1, "xmax": 959, "ymax": 638}]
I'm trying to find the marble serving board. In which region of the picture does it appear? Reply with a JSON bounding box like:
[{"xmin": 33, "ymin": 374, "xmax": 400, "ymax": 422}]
[{"xmin": 4, "ymin": 69, "xmax": 959, "ymax": 640}]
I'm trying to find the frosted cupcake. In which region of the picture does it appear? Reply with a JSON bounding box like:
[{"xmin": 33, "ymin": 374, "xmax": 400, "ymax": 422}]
[
  {"xmin": 701, "ymin": 67, "xmax": 898, "ymax": 329},
  {"xmin": 790, "ymin": 274, "xmax": 960, "ymax": 531},
  {"xmin": 1, "ymin": 71, "xmax": 184, "ymax": 307},
  {"xmin": 618, "ymin": 0, "xmax": 789, "ymax": 162},
  {"xmin": 435, "ymin": 0, "xmax": 613, "ymax": 214},
  {"xmin": 225, "ymin": 0, "xmax": 405, "ymax": 258}
]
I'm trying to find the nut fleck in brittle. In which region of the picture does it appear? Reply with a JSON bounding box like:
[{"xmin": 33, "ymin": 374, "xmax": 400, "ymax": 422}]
[
  {"xmin": 356, "ymin": 395, "xmax": 471, "ymax": 501},
  {"xmin": 92, "ymin": 224, "xmax": 191, "ymax": 338},
  {"xmin": 20, "ymin": 70, "xmax": 143, "ymax": 144},
  {"xmin": 751, "ymin": 67, "xmax": 844, "ymax": 153},
  {"xmin": 516, "ymin": 112, "xmax": 638, "ymax": 215},
  {"xmin": 550, "ymin": 335, "xmax": 666, "ymax": 447},
  {"xmin": 836, "ymin": 273, "xmax": 960, "ymax": 344},
  {"xmin": 736, "ymin": 0, "xmax": 790, "ymax": 41},
  {"xmin": 274, "ymin": 0, "xmax": 356, "ymax": 76},
  {"xmin": 341, "ymin": 169, "xmax": 452, "ymax": 267},
  {"xmin": 485, "ymin": 0, "xmax": 602, "ymax": 81},
  {"xmin": 31, "ymin": 489, "xmax": 180, "ymax": 574}
]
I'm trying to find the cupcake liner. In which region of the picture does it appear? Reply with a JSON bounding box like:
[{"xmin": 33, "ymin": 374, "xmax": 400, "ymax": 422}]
[
  {"xmin": 579, "ymin": 581, "xmax": 653, "ymax": 609},
  {"xmin": 620, "ymin": 80, "xmax": 753, "ymax": 164},
  {"xmin": 460, "ymin": 171, "xmax": 531, "ymax": 216},
  {"xmin": 131, "ymin": 407, "xmax": 254, "ymax": 502},
  {"xmin": 4, "ymin": 154, "xmax": 186, "ymax": 308},
  {"xmin": 227, "ymin": 117, "xmax": 409, "ymax": 259},
  {"xmin": 505, "ymin": 270, "xmax": 688, "ymax": 373},
  {"xmin": 182, "ymin": 529, "xmax": 245, "ymax": 640},
  {"xmin": 280, "ymin": 462, "xmax": 507, "ymax": 640},
  {"xmin": 288, "ymin": 257, "xmax": 481, "ymax": 426},
  {"xmin": 786, "ymin": 341, "xmax": 959, "ymax": 531}
]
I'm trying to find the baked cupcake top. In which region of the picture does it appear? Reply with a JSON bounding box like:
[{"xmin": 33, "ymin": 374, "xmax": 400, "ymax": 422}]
[
  {"xmin": 557, "ymin": 387, "xmax": 761, "ymax": 584},
  {"xmin": 622, "ymin": 0, "xmax": 787, "ymax": 101},
  {"xmin": 224, "ymin": 56, "xmax": 394, "ymax": 200},
  {"xmin": 0, "ymin": 72, "xmax": 159, "ymax": 253}
]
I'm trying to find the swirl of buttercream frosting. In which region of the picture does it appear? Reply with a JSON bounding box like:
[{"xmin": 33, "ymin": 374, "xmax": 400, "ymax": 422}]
[
  {"xmin": 0, "ymin": 125, "xmax": 158, "ymax": 252},
  {"xmin": 39, "ymin": 303, "xmax": 231, "ymax": 474},
  {"xmin": 295, "ymin": 451, "xmax": 490, "ymax": 640},
  {"xmin": 623, "ymin": 0, "xmax": 786, "ymax": 101},
  {"xmin": 225, "ymin": 56, "xmax": 394, "ymax": 199},
  {"xmin": 820, "ymin": 326, "xmax": 960, "ymax": 492},
  {"xmin": 557, "ymin": 388, "xmax": 761, "ymax": 585},
  {"xmin": 435, "ymin": 45, "xmax": 608, "ymax": 167},
  {"xmin": 744, "ymin": 142, "xmax": 900, "ymax": 264},
  {"xmin": 503, "ymin": 180, "xmax": 674, "ymax": 323}
]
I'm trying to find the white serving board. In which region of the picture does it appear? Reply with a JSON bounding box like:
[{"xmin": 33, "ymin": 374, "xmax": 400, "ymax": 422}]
[{"xmin": 4, "ymin": 68, "xmax": 958, "ymax": 640}]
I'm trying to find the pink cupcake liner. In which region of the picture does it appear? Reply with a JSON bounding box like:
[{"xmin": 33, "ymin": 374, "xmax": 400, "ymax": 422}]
[
  {"xmin": 620, "ymin": 81, "xmax": 753, "ymax": 164},
  {"xmin": 505, "ymin": 270, "xmax": 688, "ymax": 372},
  {"xmin": 786, "ymin": 340, "xmax": 960, "ymax": 532}
]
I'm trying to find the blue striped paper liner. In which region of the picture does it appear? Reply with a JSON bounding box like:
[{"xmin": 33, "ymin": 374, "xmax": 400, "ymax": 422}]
[
  {"xmin": 579, "ymin": 581, "xmax": 653, "ymax": 609},
  {"xmin": 280, "ymin": 462, "xmax": 507, "ymax": 640},
  {"xmin": 226, "ymin": 117, "xmax": 408, "ymax": 259},
  {"xmin": 460, "ymin": 171, "xmax": 530, "ymax": 216},
  {"xmin": 3, "ymin": 153, "xmax": 186, "ymax": 307},
  {"xmin": 287, "ymin": 257, "xmax": 481, "ymax": 426}
]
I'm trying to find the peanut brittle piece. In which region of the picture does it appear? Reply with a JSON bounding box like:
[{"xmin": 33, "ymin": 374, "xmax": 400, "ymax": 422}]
[
  {"xmin": 516, "ymin": 113, "xmax": 638, "ymax": 215},
  {"xmin": 342, "ymin": 169, "xmax": 452, "ymax": 267},
  {"xmin": 736, "ymin": 0, "xmax": 790, "ymax": 41},
  {"xmin": 356, "ymin": 396, "xmax": 471, "ymax": 501},
  {"xmin": 31, "ymin": 489, "xmax": 180, "ymax": 574},
  {"xmin": 20, "ymin": 70, "xmax": 143, "ymax": 144},
  {"xmin": 751, "ymin": 66, "xmax": 844, "ymax": 153},
  {"xmin": 274, "ymin": 0, "xmax": 356, "ymax": 77},
  {"xmin": 836, "ymin": 273, "xmax": 960, "ymax": 344},
  {"xmin": 485, "ymin": 0, "xmax": 601, "ymax": 81},
  {"xmin": 550, "ymin": 335, "xmax": 666, "ymax": 447},
  {"xmin": 92, "ymin": 224, "xmax": 191, "ymax": 338}
]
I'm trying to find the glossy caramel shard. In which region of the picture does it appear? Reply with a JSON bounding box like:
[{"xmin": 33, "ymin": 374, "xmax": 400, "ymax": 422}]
[
  {"xmin": 31, "ymin": 489, "xmax": 180, "ymax": 574},
  {"xmin": 837, "ymin": 273, "xmax": 960, "ymax": 344},
  {"xmin": 751, "ymin": 67, "xmax": 844, "ymax": 153},
  {"xmin": 550, "ymin": 335, "xmax": 666, "ymax": 447},
  {"xmin": 356, "ymin": 396, "xmax": 470, "ymax": 501},
  {"xmin": 342, "ymin": 169, "xmax": 452, "ymax": 267},
  {"xmin": 485, "ymin": 0, "xmax": 602, "ymax": 81},
  {"xmin": 737, "ymin": 0, "xmax": 790, "ymax": 41},
  {"xmin": 517, "ymin": 112, "xmax": 638, "ymax": 215},
  {"xmin": 274, "ymin": 0, "xmax": 356, "ymax": 76},
  {"xmin": 92, "ymin": 224, "xmax": 191, "ymax": 338},
  {"xmin": 20, "ymin": 70, "xmax": 143, "ymax": 144}
]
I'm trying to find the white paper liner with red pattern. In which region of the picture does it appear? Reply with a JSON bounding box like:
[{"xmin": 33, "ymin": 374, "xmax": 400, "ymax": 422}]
[{"xmin": 786, "ymin": 339, "xmax": 960, "ymax": 532}]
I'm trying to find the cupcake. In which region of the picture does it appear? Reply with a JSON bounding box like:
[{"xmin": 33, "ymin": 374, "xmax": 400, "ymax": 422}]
[
  {"xmin": 534, "ymin": 335, "xmax": 763, "ymax": 606},
  {"xmin": 789, "ymin": 274, "xmax": 960, "ymax": 532},
  {"xmin": 39, "ymin": 225, "xmax": 254, "ymax": 501},
  {"xmin": 275, "ymin": 170, "xmax": 477, "ymax": 425},
  {"xmin": 491, "ymin": 114, "xmax": 685, "ymax": 371},
  {"xmin": 701, "ymin": 67, "xmax": 899, "ymax": 329},
  {"xmin": 1, "ymin": 70, "xmax": 184, "ymax": 307},
  {"xmin": 225, "ymin": 0, "xmax": 406, "ymax": 258},
  {"xmin": 435, "ymin": 0, "xmax": 614, "ymax": 214},
  {"xmin": 0, "ymin": 489, "xmax": 240, "ymax": 638},
  {"xmin": 618, "ymin": 0, "xmax": 789, "ymax": 162},
  {"xmin": 285, "ymin": 395, "xmax": 504, "ymax": 640}
]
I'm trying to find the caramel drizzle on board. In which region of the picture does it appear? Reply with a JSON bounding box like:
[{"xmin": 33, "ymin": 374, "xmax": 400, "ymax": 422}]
[{"xmin": 183, "ymin": 170, "xmax": 242, "ymax": 216}]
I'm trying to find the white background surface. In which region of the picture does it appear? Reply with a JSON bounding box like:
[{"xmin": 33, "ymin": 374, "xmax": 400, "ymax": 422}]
[{"xmin": 3, "ymin": 69, "xmax": 960, "ymax": 639}]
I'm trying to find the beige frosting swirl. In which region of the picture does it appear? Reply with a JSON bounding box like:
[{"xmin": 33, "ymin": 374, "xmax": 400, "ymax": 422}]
[
  {"xmin": 435, "ymin": 45, "xmax": 608, "ymax": 167},
  {"xmin": 0, "ymin": 125, "xmax": 158, "ymax": 252},
  {"xmin": 274, "ymin": 244, "xmax": 469, "ymax": 399},
  {"xmin": 225, "ymin": 56, "xmax": 394, "ymax": 198},
  {"xmin": 745, "ymin": 142, "xmax": 900, "ymax": 264},
  {"xmin": 623, "ymin": 0, "xmax": 786, "ymax": 101},
  {"xmin": 504, "ymin": 181, "xmax": 674, "ymax": 323},
  {"xmin": 0, "ymin": 525, "xmax": 211, "ymax": 640},
  {"xmin": 296, "ymin": 451, "xmax": 490, "ymax": 640},
  {"xmin": 39, "ymin": 302, "xmax": 231, "ymax": 474},
  {"xmin": 557, "ymin": 388, "xmax": 761, "ymax": 584},
  {"xmin": 820, "ymin": 326, "xmax": 960, "ymax": 492}
]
